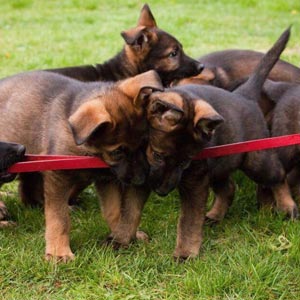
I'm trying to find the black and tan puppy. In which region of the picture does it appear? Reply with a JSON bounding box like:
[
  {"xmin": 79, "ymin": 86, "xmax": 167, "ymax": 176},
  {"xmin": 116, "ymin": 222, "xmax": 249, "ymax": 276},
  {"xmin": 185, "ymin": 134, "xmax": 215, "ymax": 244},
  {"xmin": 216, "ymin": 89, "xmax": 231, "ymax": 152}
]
[
  {"xmin": 0, "ymin": 70, "xmax": 162, "ymax": 261},
  {"xmin": 145, "ymin": 28, "xmax": 297, "ymax": 260},
  {"xmin": 195, "ymin": 49, "xmax": 300, "ymax": 89},
  {"xmin": 46, "ymin": 4, "xmax": 203, "ymax": 86},
  {"xmin": 0, "ymin": 141, "xmax": 25, "ymax": 226},
  {"xmin": 176, "ymin": 48, "xmax": 300, "ymax": 119},
  {"xmin": 256, "ymin": 80, "xmax": 300, "ymax": 204}
]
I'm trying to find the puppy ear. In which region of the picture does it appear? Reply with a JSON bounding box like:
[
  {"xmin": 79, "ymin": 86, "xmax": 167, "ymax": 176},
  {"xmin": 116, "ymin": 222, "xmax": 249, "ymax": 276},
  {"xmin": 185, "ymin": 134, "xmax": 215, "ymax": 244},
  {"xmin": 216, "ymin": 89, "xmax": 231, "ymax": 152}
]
[
  {"xmin": 137, "ymin": 4, "xmax": 157, "ymax": 27},
  {"xmin": 193, "ymin": 100, "xmax": 224, "ymax": 141},
  {"xmin": 118, "ymin": 70, "xmax": 163, "ymax": 107},
  {"xmin": 148, "ymin": 99, "xmax": 184, "ymax": 132},
  {"xmin": 121, "ymin": 26, "xmax": 148, "ymax": 49},
  {"xmin": 68, "ymin": 100, "xmax": 112, "ymax": 145}
]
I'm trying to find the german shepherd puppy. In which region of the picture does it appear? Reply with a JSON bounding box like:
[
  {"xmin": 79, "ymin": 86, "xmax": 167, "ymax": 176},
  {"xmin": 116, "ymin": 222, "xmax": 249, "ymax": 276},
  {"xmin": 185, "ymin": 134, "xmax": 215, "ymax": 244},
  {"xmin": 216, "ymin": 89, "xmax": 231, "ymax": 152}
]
[
  {"xmin": 256, "ymin": 80, "xmax": 300, "ymax": 205},
  {"xmin": 0, "ymin": 141, "xmax": 25, "ymax": 226},
  {"xmin": 175, "ymin": 48, "xmax": 300, "ymax": 119},
  {"xmin": 46, "ymin": 4, "xmax": 203, "ymax": 86},
  {"xmin": 194, "ymin": 49, "xmax": 300, "ymax": 89},
  {"xmin": 0, "ymin": 70, "xmax": 162, "ymax": 261},
  {"xmin": 145, "ymin": 28, "xmax": 297, "ymax": 260}
]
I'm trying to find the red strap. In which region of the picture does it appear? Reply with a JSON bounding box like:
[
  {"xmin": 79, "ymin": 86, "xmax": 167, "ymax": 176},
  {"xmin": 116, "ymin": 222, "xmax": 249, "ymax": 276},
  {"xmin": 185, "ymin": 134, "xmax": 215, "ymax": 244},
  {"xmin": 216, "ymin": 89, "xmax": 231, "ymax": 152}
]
[
  {"xmin": 195, "ymin": 134, "xmax": 300, "ymax": 159},
  {"xmin": 7, "ymin": 134, "xmax": 300, "ymax": 173},
  {"xmin": 8, "ymin": 155, "xmax": 108, "ymax": 173}
]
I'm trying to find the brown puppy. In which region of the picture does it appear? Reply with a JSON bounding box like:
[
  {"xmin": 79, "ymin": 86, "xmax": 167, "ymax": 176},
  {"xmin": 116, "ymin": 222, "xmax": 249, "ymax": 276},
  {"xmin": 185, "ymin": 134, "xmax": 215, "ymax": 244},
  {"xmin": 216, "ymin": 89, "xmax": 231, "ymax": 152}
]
[
  {"xmin": 46, "ymin": 4, "xmax": 203, "ymax": 86},
  {"xmin": 177, "ymin": 49, "xmax": 300, "ymax": 119},
  {"xmin": 196, "ymin": 49, "xmax": 300, "ymax": 89},
  {"xmin": 145, "ymin": 28, "xmax": 296, "ymax": 260},
  {"xmin": 0, "ymin": 70, "xmax": 162, "ymax": 261},
  {"xmin": 256, "ymin": 80, "xmax": 300, "ymax": 205},
  {"xmin": 0, "ymin": 141, "xmax": 25, "ymax": 226}
]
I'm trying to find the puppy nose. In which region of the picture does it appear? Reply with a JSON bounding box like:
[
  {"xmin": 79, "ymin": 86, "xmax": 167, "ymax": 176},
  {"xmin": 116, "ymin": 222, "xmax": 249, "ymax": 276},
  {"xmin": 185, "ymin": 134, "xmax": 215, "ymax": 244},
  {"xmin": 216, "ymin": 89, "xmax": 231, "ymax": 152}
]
[
  {"xmin": 16, "ymin": 144, "xmax": 26, "ymax": 156},
  {"xmin": 197, "ymin": 63, "xmax": 205, "ymax": 73}
]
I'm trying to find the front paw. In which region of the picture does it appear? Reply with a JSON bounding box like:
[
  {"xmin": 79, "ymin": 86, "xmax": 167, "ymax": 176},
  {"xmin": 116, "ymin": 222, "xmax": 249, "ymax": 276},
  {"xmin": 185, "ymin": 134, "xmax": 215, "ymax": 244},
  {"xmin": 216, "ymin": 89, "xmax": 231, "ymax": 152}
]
[
  {"xmin": 0, "ymin": 220, "xmax": 16, "ymax": 228},
  {"xmin": 136, "ymin": 230, "xmax": 149, "ymax": 242},
  {"xmin": 45, "ymin": 247, "xmax": 75, "ymax": 263},
  {"xmin": 103, "ymin": 234, "xmax": 130, "ymax": 250},
  {"xmin": 173, "ymin": 247, "xmax": 199, "ymax": 263},
  {"xmin": 0, "ymin": 201, "xmax": 9, "ymax": 220}
]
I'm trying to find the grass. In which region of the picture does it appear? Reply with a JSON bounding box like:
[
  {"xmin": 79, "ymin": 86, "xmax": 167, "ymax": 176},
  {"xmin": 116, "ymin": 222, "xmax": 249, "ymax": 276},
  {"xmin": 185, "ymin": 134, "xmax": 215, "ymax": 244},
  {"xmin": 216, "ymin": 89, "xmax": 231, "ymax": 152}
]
[{"xmin": 0, "ymin": 0, "xmax": 300, "ymax": 299}]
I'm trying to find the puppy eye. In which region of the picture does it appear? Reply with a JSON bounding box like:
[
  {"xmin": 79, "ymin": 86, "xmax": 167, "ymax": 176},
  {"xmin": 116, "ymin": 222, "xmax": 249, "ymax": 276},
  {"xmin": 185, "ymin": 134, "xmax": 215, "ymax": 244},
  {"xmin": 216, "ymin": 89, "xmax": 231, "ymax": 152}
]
[
  {"xmin": 168, "ymin": 49, "xmax": 178, "ymax": 58},
  {"xmin": 153, "ymin": 151, "xmax": 164, "ymax": 163}
]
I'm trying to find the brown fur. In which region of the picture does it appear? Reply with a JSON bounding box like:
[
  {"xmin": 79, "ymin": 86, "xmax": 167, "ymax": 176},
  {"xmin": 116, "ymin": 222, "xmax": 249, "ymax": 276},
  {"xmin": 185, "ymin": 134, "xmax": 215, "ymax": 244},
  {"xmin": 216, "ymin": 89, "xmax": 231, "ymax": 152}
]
[
  {"xmin": 46, "ymin": 4, "xmax": 203, "ymax": 86},
  {"xmin": 144, "ymin": 28, "xmax": 297, "ymax": 260},
  {"xmin": 0, "ymin": 70, "xmax": 162, "ymax": 261},
  {"xmin": 256, "ymin": 80, "xmax": 300, "ymax": 208},
  {"xmin": 175, "ymin": 49, "xmax": 300, "ymax": 119}
]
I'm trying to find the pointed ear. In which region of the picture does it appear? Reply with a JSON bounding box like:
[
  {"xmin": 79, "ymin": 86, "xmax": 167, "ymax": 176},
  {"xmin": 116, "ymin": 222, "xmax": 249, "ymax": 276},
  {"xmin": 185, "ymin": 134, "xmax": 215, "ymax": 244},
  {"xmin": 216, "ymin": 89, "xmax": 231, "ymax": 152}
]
[
  {"xmin": 148, "ymin": 99, "xmax": 184, "ymax": 132},
  {"xmin": 138, "ymin": 4, "xmax": 157, "ymax": 27},
  {"xmin": 121, "ymin": 25, "xmax": 148, "ymax": 48},
  {"xmin": 118, "ymin": 70, "xmax": 163, "ymax": 107},
  {"xmin": 68, "ymin": 100, "xmax": 112, "ymax": 145},
  {"xmin": 193, "ymin": 100, "xmax": 224, "ymax": 141}
]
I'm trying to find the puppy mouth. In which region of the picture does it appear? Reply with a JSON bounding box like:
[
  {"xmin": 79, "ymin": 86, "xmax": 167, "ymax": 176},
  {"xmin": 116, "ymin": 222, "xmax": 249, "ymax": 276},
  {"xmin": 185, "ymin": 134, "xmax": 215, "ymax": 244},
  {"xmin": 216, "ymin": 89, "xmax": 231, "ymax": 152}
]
[{"xmin": 0, "ymin": 149, "xmax": 26, "ymax": 179}]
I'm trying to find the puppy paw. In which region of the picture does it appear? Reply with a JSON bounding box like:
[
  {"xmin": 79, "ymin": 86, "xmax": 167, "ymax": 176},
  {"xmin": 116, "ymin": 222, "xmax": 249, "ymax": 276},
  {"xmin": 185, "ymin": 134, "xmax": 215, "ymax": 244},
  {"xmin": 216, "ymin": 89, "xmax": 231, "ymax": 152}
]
[
  {"xmin": 173, "ymin": 248, "xmax": 198, "ymax": 263},
  {"xmin": 136, "ymin": 230, "xmax": 149, "ymax": 242},
  {"xmin": 45, "ymin": 246, "xmax": 75, "ymax": 263},
  {"xmin": 45, "ymin": 252, "xmax": 75, "ymax": 263},
  {"xmin": 205, "ymin": 211, "xmax": 224, "ymax": 224},
  {"xmin": 277, "ymin": 202, "xmax": 299, "ymax": 220},
  {"xmin": 0, "ymin": 220, "xmax": 16, "ymax": 228},
  {"xmin": 282, "ymin": 205, "xmax": 299, "ymax": 220},
  {"xmin": 103, "ymin": 235, "xmax": 129, "ymax": 250},
  {"xmin": 0, "ymin": 201, "xmax": 9, "ymax": 220}
]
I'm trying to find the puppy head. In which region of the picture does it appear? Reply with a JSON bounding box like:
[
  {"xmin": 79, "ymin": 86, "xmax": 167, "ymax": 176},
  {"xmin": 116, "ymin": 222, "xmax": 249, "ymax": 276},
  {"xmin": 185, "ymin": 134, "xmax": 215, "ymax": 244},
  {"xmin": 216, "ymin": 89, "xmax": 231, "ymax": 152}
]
[
  {"xmin": 146, "ymin": 90, "xmax": 223, "ymax": 195},
  {"xmin": 68, "ymin": 70, "xmax": 163, "ymax": 185},
  {"xmin": 121, "ymin": 4, "xmax": 203, "ymax": 86},
  {"xmin": 0, "ymin": 141, "xmax": 25, "ymax": 183}
]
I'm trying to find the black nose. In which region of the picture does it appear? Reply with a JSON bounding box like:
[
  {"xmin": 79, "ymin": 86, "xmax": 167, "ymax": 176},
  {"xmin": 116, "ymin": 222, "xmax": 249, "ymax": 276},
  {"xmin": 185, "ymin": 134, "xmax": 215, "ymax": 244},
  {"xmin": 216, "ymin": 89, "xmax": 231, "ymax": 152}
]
[
  {"xmin": 16, "ymin": 144, "xmax": 26, "ymax": 156},
  {"xmin": 197, "ymin": 63, "xmax": 205, "ymax": 73}
]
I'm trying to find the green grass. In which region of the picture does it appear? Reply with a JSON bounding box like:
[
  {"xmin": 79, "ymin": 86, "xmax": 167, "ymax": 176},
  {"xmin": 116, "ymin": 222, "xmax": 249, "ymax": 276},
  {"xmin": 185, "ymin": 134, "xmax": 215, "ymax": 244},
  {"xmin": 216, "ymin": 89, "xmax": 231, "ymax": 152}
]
[{"xmin": 1, "ymin": 0, "xmax": 300, "ymax": 299}]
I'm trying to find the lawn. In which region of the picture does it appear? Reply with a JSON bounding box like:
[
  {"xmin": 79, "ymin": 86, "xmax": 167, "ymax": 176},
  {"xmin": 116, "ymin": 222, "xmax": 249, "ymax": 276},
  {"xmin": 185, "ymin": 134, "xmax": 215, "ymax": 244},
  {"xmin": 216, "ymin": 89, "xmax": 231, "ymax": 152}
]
[{"xmin": 1, "ymin": 0, "xmax": 300, "ymax": 299}]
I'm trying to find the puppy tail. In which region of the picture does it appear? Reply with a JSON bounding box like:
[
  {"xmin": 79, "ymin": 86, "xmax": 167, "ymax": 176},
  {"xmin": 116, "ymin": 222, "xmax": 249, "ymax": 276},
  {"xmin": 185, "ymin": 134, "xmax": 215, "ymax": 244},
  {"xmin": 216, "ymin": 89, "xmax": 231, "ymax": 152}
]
[{"xmin": 234, "ymin": 27, "xmax": 291, "ymax": 101}]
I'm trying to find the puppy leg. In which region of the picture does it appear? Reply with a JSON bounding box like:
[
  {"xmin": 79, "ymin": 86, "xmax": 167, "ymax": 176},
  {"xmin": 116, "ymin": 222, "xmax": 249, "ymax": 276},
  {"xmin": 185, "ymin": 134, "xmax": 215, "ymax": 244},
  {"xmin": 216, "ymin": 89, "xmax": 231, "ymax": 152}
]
[
  {"xmin": 272, "ymin": 180, "xmax": 299, "ymax": 219},
  {"xmin": 19, "ymin": 173, "xmax": 44, "ymax": 206},
  {"xmin": 206, "ymin": 177, "xmax": 235, "ymax": 223},
  {"xmin": 95, "ymin": 181, "xmax": 122, "ymax": 232},
  {"xmin": 44, "ymin": 172, "xmax": 74, "ymax": 262},
  {"xmin": 110, "ymin": 185, "xmax": 150, "ymax": 247},
  {"xmin": 287, "ymin": 166, "xmax": 300, "ymax": 200},
  {"xmin": 175, "ymin": 172, "xmax": 209, "ymax": 261},
  {"xmin": 96, "ymin": 181, "xmax": 150, "ymax": 247},
  {"xmin": 243, "ymin": 151, "xmax": 298, "ymax": 219}
]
